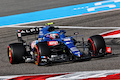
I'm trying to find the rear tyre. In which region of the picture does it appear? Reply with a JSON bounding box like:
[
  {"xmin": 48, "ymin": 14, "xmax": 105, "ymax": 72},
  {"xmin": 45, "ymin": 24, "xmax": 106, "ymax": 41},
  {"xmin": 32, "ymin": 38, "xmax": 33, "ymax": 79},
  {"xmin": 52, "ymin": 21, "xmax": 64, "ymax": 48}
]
[
  {"xmin": 88, "ymin": 35, "xmax": 106, "ymax": 57},
  {"xmin": 8, "ymin": 43, "xmax": 26, "ymax": 64},
  {"xmin": 33, "ymin": 42, "xmax": 50, "ymax": 66}
]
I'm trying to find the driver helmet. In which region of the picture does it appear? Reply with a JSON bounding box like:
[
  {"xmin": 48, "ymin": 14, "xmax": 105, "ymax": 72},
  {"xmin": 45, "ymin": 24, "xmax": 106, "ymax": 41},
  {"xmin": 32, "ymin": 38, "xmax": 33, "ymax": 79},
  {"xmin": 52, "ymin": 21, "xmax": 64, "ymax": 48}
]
[{"xmin": 50, "ymin": 33, "xmax": 59, "ymax": 39}]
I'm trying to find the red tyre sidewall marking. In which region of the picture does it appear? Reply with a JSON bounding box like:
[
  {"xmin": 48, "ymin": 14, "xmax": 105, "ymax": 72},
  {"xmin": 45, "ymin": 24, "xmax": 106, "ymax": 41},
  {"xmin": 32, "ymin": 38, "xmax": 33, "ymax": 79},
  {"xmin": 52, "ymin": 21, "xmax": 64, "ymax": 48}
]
[
  {"xmin": 8, "ymin": 46, "xmax": 13, "ymax": 64},
  {"xmin": 88, "ymin": 38, "xmax": 95, "ymax": 56},
  {"xmin": 34, "ymin": 45, "xmax": 40, "ymax": 65}
]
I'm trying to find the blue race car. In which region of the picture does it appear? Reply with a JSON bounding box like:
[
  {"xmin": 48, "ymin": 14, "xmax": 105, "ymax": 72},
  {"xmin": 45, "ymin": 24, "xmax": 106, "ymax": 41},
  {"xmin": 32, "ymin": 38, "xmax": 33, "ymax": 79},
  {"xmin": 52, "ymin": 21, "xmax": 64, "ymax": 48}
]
[{"xmin": 8, "ymin": 23, "xmax": 111, "ymax": 66}]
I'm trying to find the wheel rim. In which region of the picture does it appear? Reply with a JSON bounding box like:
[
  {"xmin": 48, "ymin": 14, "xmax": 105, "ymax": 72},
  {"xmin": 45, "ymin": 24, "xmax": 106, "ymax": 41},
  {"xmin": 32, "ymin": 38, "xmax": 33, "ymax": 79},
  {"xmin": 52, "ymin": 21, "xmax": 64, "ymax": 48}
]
[
  {"xmin": 88, "ymin": 38, "xmax": 96, "ymax": 56},
  {"xmin": 8, "ymin": 46, "xmax": 13, "ymax": 63}
]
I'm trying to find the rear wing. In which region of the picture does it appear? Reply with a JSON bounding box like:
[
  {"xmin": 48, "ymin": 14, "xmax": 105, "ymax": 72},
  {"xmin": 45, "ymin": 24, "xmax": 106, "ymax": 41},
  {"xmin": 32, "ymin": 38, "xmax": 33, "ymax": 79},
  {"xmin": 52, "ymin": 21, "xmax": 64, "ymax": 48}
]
[{"xmin": 17, "ymin": 27, "xmax": 42, "ymax": 42}]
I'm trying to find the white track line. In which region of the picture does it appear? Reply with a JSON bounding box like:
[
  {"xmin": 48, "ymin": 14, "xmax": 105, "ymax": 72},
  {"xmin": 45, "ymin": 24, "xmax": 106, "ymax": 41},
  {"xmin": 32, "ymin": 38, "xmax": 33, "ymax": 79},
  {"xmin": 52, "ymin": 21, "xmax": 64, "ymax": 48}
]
[{"xmin": 2, "ymin": 26, "xmax": 120, "ymax": 29}]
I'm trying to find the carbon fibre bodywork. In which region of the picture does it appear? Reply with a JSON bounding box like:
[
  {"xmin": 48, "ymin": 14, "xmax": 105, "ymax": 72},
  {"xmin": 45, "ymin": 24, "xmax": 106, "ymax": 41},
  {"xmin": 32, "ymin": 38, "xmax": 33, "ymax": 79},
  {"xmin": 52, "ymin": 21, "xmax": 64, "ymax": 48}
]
[{"xmin": 8, "ymin": 25, "xmax": 111, "ymax": 65}]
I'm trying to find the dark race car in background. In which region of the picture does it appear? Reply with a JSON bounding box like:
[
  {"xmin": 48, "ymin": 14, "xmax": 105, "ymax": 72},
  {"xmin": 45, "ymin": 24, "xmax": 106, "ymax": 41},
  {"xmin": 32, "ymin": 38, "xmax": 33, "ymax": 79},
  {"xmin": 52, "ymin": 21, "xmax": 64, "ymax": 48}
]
[{"xmin": 8, "ymin": 23, "xmax": 112, "ymax": 66}]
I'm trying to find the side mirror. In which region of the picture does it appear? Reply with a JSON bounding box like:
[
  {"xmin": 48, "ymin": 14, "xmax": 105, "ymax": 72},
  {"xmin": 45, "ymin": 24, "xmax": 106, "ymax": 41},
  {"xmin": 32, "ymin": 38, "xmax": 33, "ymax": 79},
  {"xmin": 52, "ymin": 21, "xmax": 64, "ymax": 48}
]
[{"xmin": 74, "ymin": 32, "xmax": 79, "ymax": 35}]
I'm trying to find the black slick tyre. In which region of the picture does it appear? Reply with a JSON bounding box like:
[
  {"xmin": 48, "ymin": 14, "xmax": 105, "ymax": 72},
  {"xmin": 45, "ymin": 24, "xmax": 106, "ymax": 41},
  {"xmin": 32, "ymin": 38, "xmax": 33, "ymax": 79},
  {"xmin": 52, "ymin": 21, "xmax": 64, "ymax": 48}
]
[
  {"xmin": 8, "ymin": 43, "xmax": 26, "ymax": 64},
  {"xmin": 33, "ymin": 42, "xmax": 50, "ymax": 66},
  {"xmin": 88, "ymin": 35, "xmax": 106, "ymax": 57}
]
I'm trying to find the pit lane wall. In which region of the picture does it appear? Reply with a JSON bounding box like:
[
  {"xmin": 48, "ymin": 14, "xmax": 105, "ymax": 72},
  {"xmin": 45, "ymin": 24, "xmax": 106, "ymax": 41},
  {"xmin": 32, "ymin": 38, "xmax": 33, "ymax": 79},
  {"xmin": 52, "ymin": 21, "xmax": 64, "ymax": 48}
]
[{"xmin": 0, "ymin": 69, "xmax": 120, "ymax": 80}]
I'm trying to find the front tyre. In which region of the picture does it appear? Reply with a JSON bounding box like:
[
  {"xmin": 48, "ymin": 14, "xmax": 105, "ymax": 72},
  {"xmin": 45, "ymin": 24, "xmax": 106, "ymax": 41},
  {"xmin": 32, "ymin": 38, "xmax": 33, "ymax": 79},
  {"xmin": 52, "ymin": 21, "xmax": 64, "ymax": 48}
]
[
  {"xmin": 33, "ymin": 42, "xmax": 50, "ymax": 66},
  {"xmin": 8, "ymin": 43, "xmax": 26, "ymax": 64},
  {"xmin": 88, "ymin": 35, "xmax": 106, "ymax": 57}
]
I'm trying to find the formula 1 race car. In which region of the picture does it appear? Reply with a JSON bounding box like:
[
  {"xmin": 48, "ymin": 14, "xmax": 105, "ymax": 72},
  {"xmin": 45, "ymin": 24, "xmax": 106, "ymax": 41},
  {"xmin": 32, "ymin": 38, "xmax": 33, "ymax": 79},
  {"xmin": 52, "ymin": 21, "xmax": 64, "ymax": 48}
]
[{"xmin": 8, "ymin": 23, "xmax": 111, "ymax": 66}]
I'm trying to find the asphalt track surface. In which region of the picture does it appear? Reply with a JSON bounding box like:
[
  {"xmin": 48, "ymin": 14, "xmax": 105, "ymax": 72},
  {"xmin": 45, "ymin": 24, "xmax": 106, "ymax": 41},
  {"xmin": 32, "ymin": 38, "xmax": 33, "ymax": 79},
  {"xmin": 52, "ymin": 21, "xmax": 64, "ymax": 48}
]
[{"xmin": 0, "ymin": 0, "xmax": 120, "ymax": 76}]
